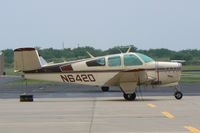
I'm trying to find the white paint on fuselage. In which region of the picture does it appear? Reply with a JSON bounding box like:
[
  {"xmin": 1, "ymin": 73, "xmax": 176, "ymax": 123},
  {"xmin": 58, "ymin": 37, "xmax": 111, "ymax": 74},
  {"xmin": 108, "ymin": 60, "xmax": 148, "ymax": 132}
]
[
  {"xmin": 24, "ymin": 52, "xmax": 182, "ymax": 88},
  {"xmin": 25, "ymin": 72, "xmax": 119, "ymax": 86}
]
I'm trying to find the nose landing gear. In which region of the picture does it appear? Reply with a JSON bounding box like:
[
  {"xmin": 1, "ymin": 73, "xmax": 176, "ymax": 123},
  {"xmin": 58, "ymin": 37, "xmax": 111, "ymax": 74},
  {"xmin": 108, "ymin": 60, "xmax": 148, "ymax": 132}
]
[{"xmin": 174, "ymin": 85, "xmax": 183, "ymax": 100}]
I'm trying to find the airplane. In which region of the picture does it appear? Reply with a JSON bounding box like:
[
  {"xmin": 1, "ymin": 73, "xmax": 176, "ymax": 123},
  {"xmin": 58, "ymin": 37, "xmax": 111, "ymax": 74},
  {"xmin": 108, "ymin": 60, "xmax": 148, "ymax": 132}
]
[{"xmin": 14, "ymin": 47, "xmax": 183, "ymax": 101}]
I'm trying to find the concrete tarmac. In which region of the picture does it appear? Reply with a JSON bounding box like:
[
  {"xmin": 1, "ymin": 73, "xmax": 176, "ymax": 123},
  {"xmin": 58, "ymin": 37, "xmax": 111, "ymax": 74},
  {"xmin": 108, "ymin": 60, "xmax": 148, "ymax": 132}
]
[
  {"xmin": 0, "ymin": 76, "xmax": 200, "ymax": 133},
  {"xmin": 0, "ymin": 97, "xmax": 200, "ymax": 133}
]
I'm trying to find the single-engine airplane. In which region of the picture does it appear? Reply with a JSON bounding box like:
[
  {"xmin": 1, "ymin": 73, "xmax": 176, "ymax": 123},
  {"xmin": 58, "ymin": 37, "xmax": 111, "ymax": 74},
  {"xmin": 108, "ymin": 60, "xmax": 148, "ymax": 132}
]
[{"xmin": 14, "ymin": 47, "xmax": 183, "ymax": 100}]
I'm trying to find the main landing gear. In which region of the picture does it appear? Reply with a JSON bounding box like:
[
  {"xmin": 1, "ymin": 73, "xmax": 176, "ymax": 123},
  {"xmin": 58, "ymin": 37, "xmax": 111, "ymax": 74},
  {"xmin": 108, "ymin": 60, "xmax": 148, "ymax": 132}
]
[
  {"xmin": 101, "ymin": 86, "xmax": 109, "ymax": 92},
  {"xmin": 174, "ymin": 86, "xmax": 183, "ymax": 100},
  {"xmin": 174, "ymin": 91, "xmax": 183, "ymax": 100},
  {"xmin": 123, "ymin": 92, "xmax": 136, "ymax": 101}
]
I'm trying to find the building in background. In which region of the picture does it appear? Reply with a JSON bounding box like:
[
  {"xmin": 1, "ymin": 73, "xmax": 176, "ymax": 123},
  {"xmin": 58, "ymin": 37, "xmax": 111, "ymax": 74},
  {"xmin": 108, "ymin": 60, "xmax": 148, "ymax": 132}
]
[{"xmin": 0, "ymin": 52, "xmax": 5, "ymax": 75}]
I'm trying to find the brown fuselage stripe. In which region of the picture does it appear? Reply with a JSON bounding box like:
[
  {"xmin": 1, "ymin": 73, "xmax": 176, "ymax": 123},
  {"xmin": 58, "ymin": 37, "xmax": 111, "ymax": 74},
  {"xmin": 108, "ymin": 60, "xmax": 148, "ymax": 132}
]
[{"xmin": 24, "ymin": 68, "xmax": 181, "ymax": 74}]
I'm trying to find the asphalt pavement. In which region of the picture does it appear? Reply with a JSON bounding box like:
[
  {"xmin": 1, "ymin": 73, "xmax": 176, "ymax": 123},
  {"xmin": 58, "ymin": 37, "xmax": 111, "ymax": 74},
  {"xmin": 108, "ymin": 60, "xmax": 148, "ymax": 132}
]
[
  {"xmin": 0, "ymin": 76, "xmax": 200, "ymax": 133},
  {"xmin": 0, "ymin": 76, "xmax": 200, "ymax": 99}
]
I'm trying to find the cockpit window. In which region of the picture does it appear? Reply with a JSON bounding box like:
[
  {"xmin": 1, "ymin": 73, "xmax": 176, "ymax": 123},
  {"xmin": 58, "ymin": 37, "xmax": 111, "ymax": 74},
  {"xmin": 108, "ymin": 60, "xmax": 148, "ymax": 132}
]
[
  {"xmin": 124, "ymin": 54, "xmax": 143, "ymax": 66},
  {"xmin": 86, "ymin": 58, "xmax": 105, "ymax": 67},
  {"xmin": 108, "ymin": 56, "xmax": 121, "ymax": 66},
  {"xmin": 136, "ymin": 53, "xmax": 154, "ymax": 63}
]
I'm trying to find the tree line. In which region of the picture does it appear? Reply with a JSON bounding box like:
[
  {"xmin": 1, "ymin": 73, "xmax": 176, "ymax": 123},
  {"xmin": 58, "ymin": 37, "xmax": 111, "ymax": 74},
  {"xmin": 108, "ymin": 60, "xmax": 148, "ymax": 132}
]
[{"xmin": 2, "ymin": 45, "xmax": 200, "ymax": 68}]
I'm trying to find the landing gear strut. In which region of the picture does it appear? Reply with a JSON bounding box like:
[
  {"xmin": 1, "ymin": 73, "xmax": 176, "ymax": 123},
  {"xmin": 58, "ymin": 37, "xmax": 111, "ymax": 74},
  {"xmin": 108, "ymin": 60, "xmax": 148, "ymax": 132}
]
[
  {"xmin": 174, "ymin": 85, "xmax": 183, "ymax": 100},
  {"xmin": 123, "ymin": 92, "xmax": 136, "ymax": 101},
  {"xmin": 101, "ymin": 86, "xmax": 109, "ymax": 92}
]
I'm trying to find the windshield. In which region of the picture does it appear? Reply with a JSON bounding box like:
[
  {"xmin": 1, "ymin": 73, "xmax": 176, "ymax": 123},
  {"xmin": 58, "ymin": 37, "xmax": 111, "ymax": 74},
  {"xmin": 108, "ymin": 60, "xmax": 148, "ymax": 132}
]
[
  {"xmin": 124, "ymin": 54, "xmax": 143, "ymax": 66},
  {"xmin": 136, "ymin": 53, "xmax": 154, "ymax": 63}
]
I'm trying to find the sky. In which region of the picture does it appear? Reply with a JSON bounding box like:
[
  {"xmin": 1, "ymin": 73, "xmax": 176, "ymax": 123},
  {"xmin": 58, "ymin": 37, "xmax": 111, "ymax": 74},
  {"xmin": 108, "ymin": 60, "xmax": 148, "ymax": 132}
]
[{"xmin": 0, "ymin": 0, "xmax": 200, "ymax": 51}]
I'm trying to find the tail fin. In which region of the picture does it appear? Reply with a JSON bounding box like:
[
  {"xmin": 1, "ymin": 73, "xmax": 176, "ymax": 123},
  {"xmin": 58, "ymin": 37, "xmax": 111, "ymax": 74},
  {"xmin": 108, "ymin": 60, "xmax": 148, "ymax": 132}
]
[{"xmin": 14, "ymin": 48, "xmax": 42, "ymax": 72}]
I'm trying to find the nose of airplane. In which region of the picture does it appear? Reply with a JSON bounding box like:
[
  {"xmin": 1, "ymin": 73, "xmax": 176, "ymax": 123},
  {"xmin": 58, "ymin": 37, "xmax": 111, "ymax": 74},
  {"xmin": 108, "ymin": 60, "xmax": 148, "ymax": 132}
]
[
  {"xmin": 156, "ymin": 61, "xmax": 182, "ymax": 69},
  {"xmin": 154, "ymin": 61, "xmax": 182, "ymax": 84},
  {"xmin": 178, "ymin": 63, "xmax": 182, "ymax": 69},
  {"xmin": 171, "ymin": 62, "xmax": 182, "ymax": 68},
  {"xmin": 174, "ymin": 62, "xmax": 182, "ymax": 71}
]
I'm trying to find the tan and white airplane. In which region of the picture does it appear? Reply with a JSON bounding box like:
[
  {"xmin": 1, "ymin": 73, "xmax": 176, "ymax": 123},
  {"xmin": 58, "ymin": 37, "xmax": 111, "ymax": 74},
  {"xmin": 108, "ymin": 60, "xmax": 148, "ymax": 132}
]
[{"xmin": 14, "ymin": 47, "xmax": 183, "ymax": 100}]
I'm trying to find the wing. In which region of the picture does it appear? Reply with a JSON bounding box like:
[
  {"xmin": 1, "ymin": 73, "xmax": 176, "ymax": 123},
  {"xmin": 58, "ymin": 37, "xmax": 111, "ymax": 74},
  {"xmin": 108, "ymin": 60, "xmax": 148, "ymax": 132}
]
[{"xmin": 104, "ymin": 69, "xmax": 153, "ymax": 86}]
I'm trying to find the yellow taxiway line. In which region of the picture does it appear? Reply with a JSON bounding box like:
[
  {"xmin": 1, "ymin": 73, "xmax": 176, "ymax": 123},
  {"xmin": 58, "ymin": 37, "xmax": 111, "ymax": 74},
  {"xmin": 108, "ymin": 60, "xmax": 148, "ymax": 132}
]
[
  {"xmin": 162, "ymin": 112, "xmax": 175, "ymax": 119},
  {"xmin": 185, "ymin": 126, "xmax": 200, "ymax": 133},
  {"xmin": 147, "ymin": 104, "xmax": 156, "ymax": 108}
]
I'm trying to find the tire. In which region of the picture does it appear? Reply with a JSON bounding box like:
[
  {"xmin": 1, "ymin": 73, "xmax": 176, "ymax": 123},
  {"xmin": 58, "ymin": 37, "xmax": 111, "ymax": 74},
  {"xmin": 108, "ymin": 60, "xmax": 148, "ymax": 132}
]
[
  {"xmin": 174, "ymin": 91, "xmax": 183, "ymax": 100},
  {"xmin": 123, "ymin": 93, "xmax": 136, "ymax": 101},
  {"xmin": 101, "ymin": 86, "xmax": 109, "ymax": 92}
]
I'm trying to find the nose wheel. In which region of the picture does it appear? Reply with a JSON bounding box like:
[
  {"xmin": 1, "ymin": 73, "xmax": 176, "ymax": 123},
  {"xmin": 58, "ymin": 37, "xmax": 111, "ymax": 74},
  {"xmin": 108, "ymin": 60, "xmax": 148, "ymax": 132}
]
[{"xmin": 174, "ymin": 85, "xmax": 183, "ymax": 100}]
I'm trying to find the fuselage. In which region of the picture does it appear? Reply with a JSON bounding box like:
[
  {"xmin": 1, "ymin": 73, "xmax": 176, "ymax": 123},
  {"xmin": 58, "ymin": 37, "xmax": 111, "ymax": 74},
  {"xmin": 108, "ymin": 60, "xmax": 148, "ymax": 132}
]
[{"xmin": 24, "ymin": 52, "xmax": 182, "ymax": 88}]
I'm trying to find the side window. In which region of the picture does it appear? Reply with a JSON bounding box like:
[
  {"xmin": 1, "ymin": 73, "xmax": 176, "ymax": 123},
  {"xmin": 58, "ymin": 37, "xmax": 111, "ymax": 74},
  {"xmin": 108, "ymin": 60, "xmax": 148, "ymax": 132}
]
[
  {"xmin": 86, "ymin": 58, "xmax": 105, "ymax": 67},
  {"xmin": 124, "ymin": 54, "xmax": 143, "ymax": 66},
  {"xmin": 108, "ymin": 56, "xmax": 121, "ymax": 67}
]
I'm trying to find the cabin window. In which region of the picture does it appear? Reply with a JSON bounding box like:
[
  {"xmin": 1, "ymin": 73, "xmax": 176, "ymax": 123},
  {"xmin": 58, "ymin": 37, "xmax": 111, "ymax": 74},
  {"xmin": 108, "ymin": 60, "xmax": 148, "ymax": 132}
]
[
  {"xmin": 124, "ymin": 54, "xmax": 143, "ymax": 66},
  {"xmin": 86, "ymin": 58, "xmax": 105, "ymax": 67},
  {"xmin": 108, "ymin": 56, "xmax": 121, "ymax": 66},
  {"xmin": 136, "ymin": 53, "xmax": 154, "ymax": 63}
]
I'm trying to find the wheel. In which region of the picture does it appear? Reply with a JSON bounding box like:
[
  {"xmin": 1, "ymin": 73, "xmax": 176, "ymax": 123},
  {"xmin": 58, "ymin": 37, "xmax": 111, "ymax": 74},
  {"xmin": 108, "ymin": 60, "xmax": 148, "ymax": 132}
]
[
  {"xmin": 101, "ymin": 86, "xmax": 109, "ymax": 92},
  {"xmin": 123, "ymin": 93, "xmax": 136, "ymax": 101},
  {"xmin": 174, "ymin": 91, "xmax": 183, "ymax": 100}
]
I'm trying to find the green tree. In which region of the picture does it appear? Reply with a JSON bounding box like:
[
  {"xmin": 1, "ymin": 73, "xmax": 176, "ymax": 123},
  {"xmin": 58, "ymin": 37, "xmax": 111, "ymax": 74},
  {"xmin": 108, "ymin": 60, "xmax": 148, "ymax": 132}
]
[
  {"xmin": 170, "ymin": 52, "xmax": 192, "ymax": 61},
  {"xmin": 2, "ymin": 49, "xmax": 14, "ymax": 67}
]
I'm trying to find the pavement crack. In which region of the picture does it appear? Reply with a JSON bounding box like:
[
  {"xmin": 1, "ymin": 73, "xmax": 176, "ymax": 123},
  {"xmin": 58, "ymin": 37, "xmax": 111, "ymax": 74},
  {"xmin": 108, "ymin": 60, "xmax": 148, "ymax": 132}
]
[{"xmin": 89, "ymin": 97, "xmax": 97, "ymax": 133}]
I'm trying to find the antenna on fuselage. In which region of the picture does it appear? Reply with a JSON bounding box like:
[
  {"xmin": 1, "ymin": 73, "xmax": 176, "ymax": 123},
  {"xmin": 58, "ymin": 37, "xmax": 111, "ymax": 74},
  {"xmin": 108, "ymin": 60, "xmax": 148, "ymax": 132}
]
[
  {"xmin": 126, "ymin": 46, "xmax": 132, "ymax": 53},
  {"xmin": 115, "ymin": 45, "xmax": 134, "ymax": 53},
  {"xmin": 86, "ymin": 51, "xmax": 95, "ymax": 58}
]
